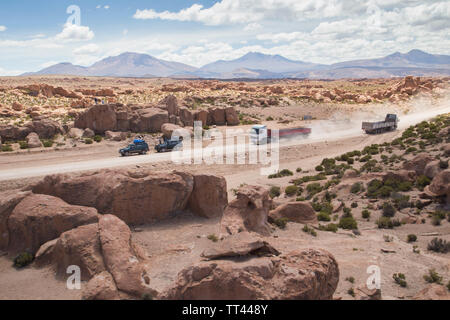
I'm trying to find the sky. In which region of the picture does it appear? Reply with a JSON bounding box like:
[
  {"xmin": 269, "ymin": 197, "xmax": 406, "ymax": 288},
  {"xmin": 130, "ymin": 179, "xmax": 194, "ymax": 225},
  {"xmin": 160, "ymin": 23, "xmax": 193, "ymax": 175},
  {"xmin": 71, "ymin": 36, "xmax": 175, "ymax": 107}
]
[{"xmin": 0, "ymin": 0, "xmax": 449, "ymax": 75}]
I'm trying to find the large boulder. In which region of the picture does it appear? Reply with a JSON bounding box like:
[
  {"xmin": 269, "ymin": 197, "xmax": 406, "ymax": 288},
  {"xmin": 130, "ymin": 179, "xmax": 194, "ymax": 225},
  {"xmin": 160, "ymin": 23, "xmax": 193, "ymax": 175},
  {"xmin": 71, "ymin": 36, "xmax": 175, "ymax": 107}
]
[
  {"xmin": 105, "ymin": 130, "xmax": 127, "ymax": 141},
  {"xmin": 188, "ymin": 174, "xmax": 228, "ymax": 218},
  {"xmin": 161, "ymin": 123, "xmax": 183, "ymax": 139},
  {"xmin": 98, "ymin": 214, "xmax": 154, "ymax": 297},
  {"xmin": 35, "ymin": 214, "xmax": 155, "ymax": 300},
  {"xmin": 0, "ymin": 125, "xmax": 31, "ymax": 141},
  {"xmin": 26, "ymin": 132, "xmax": 43, "ymax": 148},
  {"xmin": 225, "ymin": 107, "xmax": 239, "ymax": 126},
  {"xmin": 82, "ymin": 271, "xmax": 120, "ymax": 300},
  {"xmin": 424, "ymin": 160, "xmax": 443, "ymax": 179},
  {"xmin": 26, "ymin": 119, "xmax": 64, "ymax": 139},
  {"xmin": 7, "ymin": 194, "xmax": 99, "ymax": 254},
  {"xmin": 160, "ymin": 95, "xmax": 179, "ymax": 116},
  {"xmin": 402, "ymin": 154, "xmax": 434, "ymax": 176},
  {"xmin": 163, "ymin": 249, "xmax": 339, "ymax": 300},
  {"xmin": 0, "ymin": 190, "xmax": 31, "ymax": 250},
  {"xmin": 220, "ymin": 185, "xmax": 272, "ymax": 236},
  {"xmin": 35, "ymin": 223, "xmax": 105, "ymax": 280},
  {"xmin": 269, "ymin": 202, "xmax": 318, "ymax": 224},
  {"xmin": 381, "ymin": 170, "xmax": 417, "ymax": 183},
  {"xmin": 32, "ymin": 169, "xmax": 194, "ymax": 225},
  {"xmin": 68, "ymin": 128, "xmax": 84, "ymax": 139},
  {"xmin": 424, "ymin": 169, "xmax": 450, "ymax": 204},
  {"xmin": 208, "ymin": 107, "xmax": 226, "ymax": 126},
  {"xmin": 201, "ymin": 232, "xmax": 280, "ymax": 260},
  {"xmin": 193, "ymin": 110, "xmax": 209, "ymax": 126},
  {"xmin": 131, "ymin": 108, "xmax": 169, "ymax": 133},
  {"xmin": 179, "ymin": 107, "xmax": 194, "ymax": 127},
  {"xmin": 74, "ymin": 104, "xmax": 118, "ymax": 134}
]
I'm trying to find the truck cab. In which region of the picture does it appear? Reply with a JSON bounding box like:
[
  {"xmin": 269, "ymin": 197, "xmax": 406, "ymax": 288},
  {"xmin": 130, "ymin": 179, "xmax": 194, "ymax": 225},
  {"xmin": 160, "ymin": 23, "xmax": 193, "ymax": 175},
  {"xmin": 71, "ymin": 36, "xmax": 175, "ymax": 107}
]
[{"xmin": 250, "ymin": 125, "xmax": 270, "ymax": 145}]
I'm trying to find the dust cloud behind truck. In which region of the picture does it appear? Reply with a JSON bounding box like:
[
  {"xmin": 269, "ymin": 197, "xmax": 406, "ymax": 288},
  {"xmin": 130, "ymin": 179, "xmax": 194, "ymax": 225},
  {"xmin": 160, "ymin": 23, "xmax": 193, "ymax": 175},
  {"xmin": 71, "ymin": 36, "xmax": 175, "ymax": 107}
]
[
  {"xmin": 362, "ymin": 114, "xmax": 399, "ymax": 134},
  {"xmin": 251, "ymin": 125, "xmax": 311, "ymax": 145}
]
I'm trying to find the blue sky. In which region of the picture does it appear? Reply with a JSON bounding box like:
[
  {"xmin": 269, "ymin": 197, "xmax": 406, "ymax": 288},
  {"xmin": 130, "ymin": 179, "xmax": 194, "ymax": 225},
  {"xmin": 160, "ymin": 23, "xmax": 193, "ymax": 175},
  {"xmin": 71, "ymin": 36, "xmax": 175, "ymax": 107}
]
[{"xmin": 0, "ymin": 0, "xmax": 449, "ymax": 75}]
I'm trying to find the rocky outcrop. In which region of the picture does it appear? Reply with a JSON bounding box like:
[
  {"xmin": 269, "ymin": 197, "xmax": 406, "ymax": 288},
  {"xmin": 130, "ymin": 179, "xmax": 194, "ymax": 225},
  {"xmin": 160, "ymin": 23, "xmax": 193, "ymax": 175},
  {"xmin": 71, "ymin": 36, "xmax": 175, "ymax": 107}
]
[
  {"xmin": 7, "ymin": 193, "xmax": 99, "ymax": 254},
  {"xmin": 161, "ymin": 123, "xmax": 183, "ymax": 139},
  {"xmin": 424, "ymin": 160, "xmax": 443, "ymax": 179},
  {"xmin": 220, "ymin": 185, "xmax": 272, "ymax": 236},
  {"xmin": 32, "ymin": 169, "xmax": 193, "ymax": 225},
  {"xmin": 105, "ymin": 130, "xmax": 127, "ymax": 141},
  {"xmin": 132, "ymin": 108, "xmax": 169, "ymax": 133},
  {"xmin": 413, "ymin": 284, "xmax": 450, "ymax": 300},
  {"xmin": 74, "ymin": 104, "xmax": 118, "ymax": 134},
  {"xmin": 35, "ymin": 214, "xmax": 156, "ymax": 300},
  {"xmin": 269, "ymin": 202, "xmax": 318, "ymax": 224},
  {"xmin": 201, "ymin": 232, "xmax": 280, "ymax": 260},
  {"xmin": 424, "ymin": 169, "xmax": 450, "ymax": 204},
  {"xmin": 188, "ymin": 174, "xmax": 228, "ymax": 218},
  {"xmin": 402, "ymin": 154, "xmax": 434, "ymax": 176},
  {"xmin": 0, "ymin": 190, "xmax": 31, "ymax": 250},
  {"xmin": 163, "ymin": 249, "xmax": 339, "ymax": 300},
  {"xmin": 26, "ymin": 132, "xmax": 43, "ymax": 148},
  {"xmin": 208, "ymin": 107, "xmax": 226, "ymax": 126}
]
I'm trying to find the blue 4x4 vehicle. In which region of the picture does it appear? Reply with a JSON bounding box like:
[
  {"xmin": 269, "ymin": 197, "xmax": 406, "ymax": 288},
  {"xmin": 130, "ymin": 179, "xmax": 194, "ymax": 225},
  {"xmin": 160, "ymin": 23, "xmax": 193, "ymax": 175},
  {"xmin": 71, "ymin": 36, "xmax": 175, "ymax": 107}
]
[
  {"xmin": 155, "ymin": 136, "xmax": 183, "ymax": 153},
  {"xmin": 119, "ymin": 139, "xmax": 149, "ymax": 156}
]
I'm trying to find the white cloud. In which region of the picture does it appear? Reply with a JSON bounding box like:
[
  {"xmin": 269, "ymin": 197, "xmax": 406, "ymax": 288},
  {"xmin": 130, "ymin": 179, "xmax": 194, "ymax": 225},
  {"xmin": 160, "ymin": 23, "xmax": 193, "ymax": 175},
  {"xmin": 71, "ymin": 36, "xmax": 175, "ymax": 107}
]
[
  {"xmin": 104, "ymin": 5, "xmax": 110, "ymax": 10},
  {"xmin": 55, "ymin": 23, "xmax": 95, "ymax": 42},
  {"xmin": 244, "ymin": 23, "xmax": 262, "ymax": 32},
  {"xmin": 73, "ymin": 43, "xmax": 100, "ymax": 55},
  {"xmin": 0, "ymin": 26, "xmax": 6, "ymax": 32}
]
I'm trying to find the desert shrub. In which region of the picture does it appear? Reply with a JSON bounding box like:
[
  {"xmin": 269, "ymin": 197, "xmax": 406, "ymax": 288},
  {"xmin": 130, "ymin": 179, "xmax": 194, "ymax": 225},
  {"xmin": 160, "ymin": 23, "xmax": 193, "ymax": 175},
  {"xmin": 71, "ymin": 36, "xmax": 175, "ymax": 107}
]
[
  {"xmin": 398, "ymin": 181, "xmax": 413, "ymax": 192},
  {"xmin": 423, "ymin": 269, "xmax": 443, "ymax": 284},
  {"xmin": 296, "ymin": 167, "xmax": 302, "ymax": 173},
  {"xmin": 306, "ymin": 183, "xmax": 323, "ymax": 197},
  {"xmin": 407, "ymin": 234, "xmax": 417, "ymax": 243},
  {"xmin": 378, "ymin": 186, "xmax": 394, "ymax": 198},
  {"xmin": 13, "ymin": 252, "xmax": 34, "ymax": 268},
  {"xmin": 315, "ymin": 165, "xmax": 324, "ymax": 172},
  {"xmin": 207, "ymin": 234, "xmax": 219, "ymax": 242},
  {"xmin": 318, "ymin": 223, "xmax": 338, "ymax": 233},
  {"xmin": 142, "ymin": 293, "xmax": 153, "ymax": 300},
  {"xmin": 93, "ymin": 135, "xmax": 103, "ymax": 143},
  {"xmin": 439, "ymin": 159, "xmax": 449, "ymax": 169},
  {"xmin": 347, "ymin": 288, "xmax": 355, "ymax": 297},
  {"xmin": 84, "ymin": 138, "xmax": 93, "ymax": 144},
  {"xmin": 343, "ymin": 207, "xmax": 352, "ymax": 217},
  {"xmin": 317, "ymin": 212, "xmax": 331, "ymax": 222},
  {"xmin": 351, "ymin": 202, "xmax": 358, "ymax": 208},
  {"xmin": 382, "ymin": 202, "xmax": 396, "ymax": 217},
  {"xmin": 431, "ymin": 215, "xmax": 442, "ymax": 226},
  {"xmin": 376, "ymin": 217, "xmax": 399, "ymax": 229},
  {"xmin": 339, "ymin": 216, "xmax": 357, "ymax": 230},
  {"xmin": 285, "ymin": 185, "xmax": 299, "ymax": 196},
  {"xmin": 42, "ymin": 139, "xmax": 54, "ymax": 148},
  {"xmin": 427, "ymin": 238, "xmax": 449, "ymax": 253},
  {"xmin": 393, "ymin": 273, "xmax": 407, "ymax": 287},
  {"xmin": 345, "ymin": 276, "xmax": 355, "ymax": 283},
  {"xmin": 362, "ymin": 209, "xmax": 371, "ymax": 219},
  {"xmin": 1, "ymin": 144, "xmax": 13, "ymax": 152},
  {"xmin": 351, "ymin": 182, "xmax": 362, "ymax": 194},
  {"xmin": 273, "ymin": 218, "xmax": 289, "ymax": 229},
  {"xmin": 416, "ymin": 175, "xmax": 431, "ymax": 189},
  {"xmin": 19, "ymin": 141, "xmax": 28, "ymax": 149},
  {"xmin": 269, "ymin": 186, "xmax": 281, "ymax": 199},
  {"xmin": 392, "ymin": 194, "xmax": 411, "ymax": 209},
  {"xmin": 347, "ymin": 158, "xmax": 354, "ymax": 165},
  {"xmin": 302, "ymin": 224, "xmax": 317, "ymax": 237},
  {"xmin": 367, "ymin": 179, "xmax": 383, "ymax": 198},
  {"xmin": 311, "ymin": 202, "xmax": 322, "ymax": 212},
  {"xmin": 268, "ymin": 169, "xmax": 293, "ymax": 179},
  {"xmin": 447, "ymin": 281, "xmax": 450, "ymax": 292}
]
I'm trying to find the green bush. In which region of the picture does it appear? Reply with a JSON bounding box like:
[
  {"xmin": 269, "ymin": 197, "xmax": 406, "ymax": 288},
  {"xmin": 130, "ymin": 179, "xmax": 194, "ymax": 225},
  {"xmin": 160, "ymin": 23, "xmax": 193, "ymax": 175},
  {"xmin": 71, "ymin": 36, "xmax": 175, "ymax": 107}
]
[
  {"xmin": 376, "ymin": 217, "xmax": 396, "ymax": 229},
  {"xmin": 269, "ymin": 186, "xmax": 281, "ymax": 199},
  {"xmin": 416, "ymin": 175, "xmax": 431, "ymax": 189},
  {"xmin": 407, "ymin": 234, "xmax": 417, "ymax": 243},
  {"xmin": 351, "ymin": 202, "xmax": 358, "ymax": 208},
  {"xmin": 427, "ymin": 238, "xmax": 449, "ymax": 253},
  {"xmin": 207, "ymin": 234, "xmax": 219, "ymax": 242},
  {"xmin": 339, "ymin": 216, "xmax": 357, "ymax": 230},
  {"xmin": 362, "ymin": 209, "xmax": 371, "ymax": 219},
  {"xmin": 302, "ymin": 224, "xmax": 317, "ymax": 237},
  {"xmin": 84, "ymin": 138, "xmax": 93, "ymax": 144},
  {"xmin": 343, "ymin": 207, "xmax": 352, "ymax": 217},
  {"xmin": 93, "ymin": 135, "xmax": 103, "ymax": 143},
  {"xmin": 351, "ymin": 182, "xmax": 362, "ymax": 194},
  {"xmin": 423, "ymin": 269, "xmax": 443, "ymax": 284},
  {"xmin": 318, "ymin": 223, "xmax": 338, "ymax": 233},
  {"xmin": 382, "ymin": 202, "xmax": 396, "ymax": 217},
  {"xmin": 285, "ymin": 185, "xmax": 299, "ymax": 196},
  {"xmin": 317, "ymin": 212, "xmax": 331, "ymax": 222},
  {"xmin": 268, "ymin": 169, "xmax": 293, "ymax": 179},
  {"xmin": 42, "ymin": 139, "xmax": 54, "ymax": 148},
  {"xmin": 274, "ymin": 218, "xmax": 289, "ymax": 229},
  {"xmin": 19, "ymin": 141, "xmax": 29, "ymax": 149},
  {"xmin": 393, "ymin": 273, "xmax": 407, "ymax": 287},
  {"xmin": 1, "ymin": 144, "xmax": 13, "ymax": 152},
  {"xmin": 306, "ymin": 183, "xmax": 323, "ymax": 197},
  {"xmin": 315, "ymin": 165, "xmax": 324, "ymax": 172},
  {"xmin": 13, "ymin": 252, "xmax": 34, "ymax": 268}
]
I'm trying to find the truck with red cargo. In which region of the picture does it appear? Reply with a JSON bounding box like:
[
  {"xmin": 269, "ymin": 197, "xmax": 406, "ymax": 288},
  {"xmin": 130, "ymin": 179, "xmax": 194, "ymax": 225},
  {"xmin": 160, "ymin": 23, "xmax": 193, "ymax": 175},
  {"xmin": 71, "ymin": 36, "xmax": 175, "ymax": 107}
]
[
  {"xmin": 362, "ymin": 114, "xmax": 399, "ymax": 134},
  {"xmin": 250, "ymin": 124, "xmax": 311, "ymax": 145}
]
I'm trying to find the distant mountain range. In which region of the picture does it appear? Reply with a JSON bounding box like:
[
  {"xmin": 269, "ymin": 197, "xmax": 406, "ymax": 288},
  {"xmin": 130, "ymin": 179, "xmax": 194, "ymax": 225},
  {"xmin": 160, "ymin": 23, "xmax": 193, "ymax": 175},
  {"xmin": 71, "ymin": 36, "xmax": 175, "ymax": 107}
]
[{"xmin": 23, "ymin": 49, "xmax": 450, "ymax": 79}]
